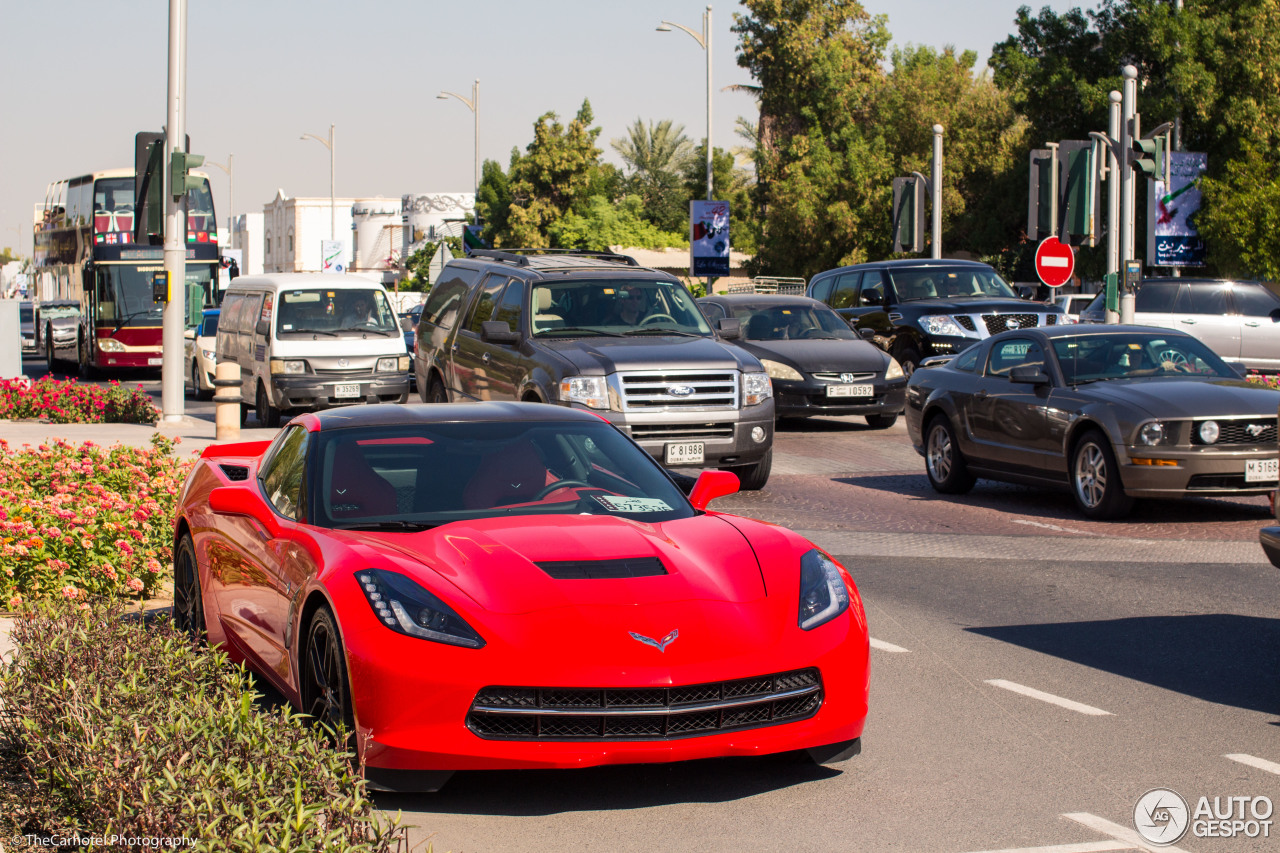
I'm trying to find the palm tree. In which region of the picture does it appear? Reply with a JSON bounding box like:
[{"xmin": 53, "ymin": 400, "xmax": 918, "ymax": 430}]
[{"xmin": 611, "ymin": 119, "xmax": 694, "ymax": 181}]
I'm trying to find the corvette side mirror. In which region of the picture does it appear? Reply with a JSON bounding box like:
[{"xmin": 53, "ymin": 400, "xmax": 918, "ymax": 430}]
[
  {"xmin": 209, "ymin": 486, "xmax": 280, "ymax": 537},
  {"xmin": 689, "ymin": 470, "xmax": 740, "ymax": 510}
]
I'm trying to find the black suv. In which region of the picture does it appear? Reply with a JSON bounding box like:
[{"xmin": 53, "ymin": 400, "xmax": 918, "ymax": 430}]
[
  {"xmin": 414, "ymin": 249, "xmax": 777, "ymax": 488},
  {"xmin": 807, "ymin": 259, "xmax": 1066, "ymax": 374}
]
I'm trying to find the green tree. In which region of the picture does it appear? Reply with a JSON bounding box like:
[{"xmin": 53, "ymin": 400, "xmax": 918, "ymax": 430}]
[
  {"xmin": 610, "ymin": 119, "xmax": 692, "ymax": 233},
  {"xmin": 549, "ymin": 195, "xmax": 687, "ymax": 252},
  {"xmin": 476, "ymin": 156, "xmax": 515, "ymax": 247},
  {"xmin": 506, "ymin": 100, "xmax": 604, "ymax": 247},
  {"xmin": 1197, "ymin": 144, "xmax": 1280, "ymax": 280}
]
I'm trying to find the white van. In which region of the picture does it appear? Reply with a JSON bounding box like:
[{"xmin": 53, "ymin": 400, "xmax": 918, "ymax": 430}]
[{"xmin": 216, "ymin": 273, "xmax": 410, "ymax": 427}]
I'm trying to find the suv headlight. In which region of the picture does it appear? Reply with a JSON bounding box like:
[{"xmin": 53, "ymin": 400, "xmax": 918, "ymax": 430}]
[
  {"xmin": 269, "ymin": 359, "xmax": 307, "ymax": 375},
  {"xmin": 559, "ymin": 376, "xmax": 610, "ymax": 409},
  {"xmin": 799, "ymin": 549, "xmax": 850, "ymax": 631},
  {"xmin": 918, "ymin": 315, "xmax": 968, "ymax": 337},
  {"xmin": 743, "ymin": 371, "xmax": 772, "ymax": 406},
  {"xmin": 356, "ymin": 569, "xmax": 484, "ymax": 648},
  {"xmin": 759, "ymin": 359, "xmax": 803, "ymax": 382}
]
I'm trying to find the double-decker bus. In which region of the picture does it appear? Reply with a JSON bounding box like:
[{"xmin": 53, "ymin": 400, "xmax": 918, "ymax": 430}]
[{"xmin": 33, "ymin": 167, "xmax": 221, "ymax": 375}]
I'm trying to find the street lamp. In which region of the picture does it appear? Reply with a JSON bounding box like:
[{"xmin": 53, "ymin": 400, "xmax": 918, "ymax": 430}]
[
  {"xmin": 300, "ymin": 124, "xmax": 336, "ymax": 240},
  {"xmin": 437, "ymin": 80, "xmax": 480, "ymax": 224},
  {"xmin": 205, "ymin": 154, "xmax": 233, "ymax": 248},
  {"xmin": 658, "ymin": 5, "xmax": 713, "ymax": 200}
]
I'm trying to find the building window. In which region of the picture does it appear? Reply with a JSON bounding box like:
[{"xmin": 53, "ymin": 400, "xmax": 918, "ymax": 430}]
[{"xmin": 288, "ymin": 232, "xmax": 294, "ymax": 252}]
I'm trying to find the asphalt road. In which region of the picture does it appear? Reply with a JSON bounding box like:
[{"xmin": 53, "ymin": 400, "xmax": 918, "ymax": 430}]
[{"xmin": 36, "ymin": 363, "xmax": 1280, "ymax": 852}]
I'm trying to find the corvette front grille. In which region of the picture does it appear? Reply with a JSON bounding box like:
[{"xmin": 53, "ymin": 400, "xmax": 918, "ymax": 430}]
[{"xmin": 467, "ymin": 668, "xmax": 822, "ymax": 741}]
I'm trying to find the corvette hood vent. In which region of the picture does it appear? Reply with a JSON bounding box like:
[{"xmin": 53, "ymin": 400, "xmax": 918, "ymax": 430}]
[
  {"xmin": 219, "ymin": 464, "xmax": 250, "ymax": 482},
  {"xmin": 535, "ymin": 557, "xmax": 668, "ymax": 580}
]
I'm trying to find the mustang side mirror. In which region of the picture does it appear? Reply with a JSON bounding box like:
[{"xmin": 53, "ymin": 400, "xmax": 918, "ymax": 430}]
[
  {"xmin": 209, "ymin": 486, "xmax": 281, "ymax": 538},
  {"xmin": 1009, "ymin": 365, "xmax": 1051, "ymax": 386},
  {"xmin": 480, "ymin": 320, "xmax": 519, "ymax": 344},
  {"xmin": 689, "ymin": 470, "xmax": 740, "ymax": 510},
  {"xmin": 717, "ymin": 318, "xmax": 741, "ymax": 340},
  {"xmin": 857, "ymin": 328, "xmax": 876, "ymax": 341}
]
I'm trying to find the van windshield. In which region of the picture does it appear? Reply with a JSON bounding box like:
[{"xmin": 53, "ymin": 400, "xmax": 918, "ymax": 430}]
[{"xmin": 275, "ymin": 288, "xmax": 398, "ymax": 336}]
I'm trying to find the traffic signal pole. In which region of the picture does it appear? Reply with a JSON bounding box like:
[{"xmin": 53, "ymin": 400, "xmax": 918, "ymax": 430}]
[
  {"xmin": 931, "ymin": 124, "xmax": 943, "ymax": 259},
  {"xmin": 162, "ymin": 0, "xmax": 188, "ymax": 422},
  {"xmin": 1105, "ymin": 90, "xmax": 1121, "ymax": 324},
  {"xmin": 1118, "ymin": 65, "xmax": 1137, "ymax": 324}
]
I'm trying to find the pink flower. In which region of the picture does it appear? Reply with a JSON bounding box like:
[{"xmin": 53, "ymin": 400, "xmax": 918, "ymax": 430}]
[
  {"xmin": 61, "ymin": 584, "xmax": 80, "ymax": 599},
  {"xmin": 7, "ymin": 594, "xmax": 22, "ymax": 609},
  {"xmin": 126, "ymin": 577, "xmax": 144, "ymax": 592}
]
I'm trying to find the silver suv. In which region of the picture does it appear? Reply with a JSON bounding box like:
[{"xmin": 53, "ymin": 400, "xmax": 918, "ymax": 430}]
[{"xmin": 1078, "ymin": 278, "xmax": 1280, "ymax": 371}]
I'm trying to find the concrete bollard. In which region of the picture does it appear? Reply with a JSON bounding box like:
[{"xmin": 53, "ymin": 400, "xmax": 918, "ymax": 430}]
[{"xmin": 213, "ymin": 362, "xmax": 242, "ymax": 442}]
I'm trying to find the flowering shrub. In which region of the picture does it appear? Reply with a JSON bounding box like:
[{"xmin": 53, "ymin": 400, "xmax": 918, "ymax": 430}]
[
  {"xmin": 0, "ymin": 435, "xmax": 190, "ymax": 604},
  {"xmin": 0, "ymin": 376, "xmax": 159, "ymax": 424},
  {"xmin": 1246, "ymin": 373, "xmax": 1280, "ymax": 391}
]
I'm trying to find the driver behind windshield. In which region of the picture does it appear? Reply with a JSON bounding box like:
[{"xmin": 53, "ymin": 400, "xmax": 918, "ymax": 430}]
[{"xmin": 603, "ymin": 286, "xmax": 651, "ymax": 325}]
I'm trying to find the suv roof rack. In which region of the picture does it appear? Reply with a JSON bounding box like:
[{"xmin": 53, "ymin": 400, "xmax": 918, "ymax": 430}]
[{"xmin": 468, "ymin": 248, "xmax": 639, "ymax": 267}]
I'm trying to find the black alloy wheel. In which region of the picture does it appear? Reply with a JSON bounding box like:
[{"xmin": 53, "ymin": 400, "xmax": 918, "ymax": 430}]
[
  {"xmin": 1070, "ymin": 429, "xmax": 1134, "ymax": 519},
  {"xmin": 924, "ymin": 415, "xmax": 976, "ymax": 494},
  {"xmin": 301, "ymin": 608, "xmax": 356, "ymax": 745},
  {"xmin": 172, "ymin": 534, "xmax": 206, "ymax": 641}
]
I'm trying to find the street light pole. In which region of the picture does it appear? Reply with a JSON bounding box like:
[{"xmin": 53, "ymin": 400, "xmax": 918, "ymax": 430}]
[
  {"xmin": 437, "ymin": 80, "xmax": 480, "ymax": 224},
  {"xmin": 206, "ymin": 153, "xmax": 233, "ymax": 248},
  {"xmin": 300, "ymin": 124, "xmax": 335, "ymax": 241},
  {"xmin": 658, "ymin": 5, "xmax": 713, "ymax": 200}
]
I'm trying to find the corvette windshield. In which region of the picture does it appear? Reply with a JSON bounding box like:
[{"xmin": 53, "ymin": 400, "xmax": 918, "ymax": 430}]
[
  {"xmin": 1052, "ymin": 333, "xmax": 1236, "ymax": 384},
  {"xmin": 312, "ymin": 420, "xmax": 696, "ymax": 528}
]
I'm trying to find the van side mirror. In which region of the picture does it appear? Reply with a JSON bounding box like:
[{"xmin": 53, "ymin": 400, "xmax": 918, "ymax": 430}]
[
  {"xmin": 255, "ymin": 319, "xmax": 269, "ymax": 336},
  {"xmin": 716, "ymin": 318, "xmax": 741, "ymax": 340},
  {"xmin": 480, "ymin": 320, "xmax": 519, "ymax": 344}
]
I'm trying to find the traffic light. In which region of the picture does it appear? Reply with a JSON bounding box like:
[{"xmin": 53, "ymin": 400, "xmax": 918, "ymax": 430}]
[
  {"xmin": 892, "ymin": 175, "xmax": 925, "ymax": 254},
  {"xmin": 134, "ymin": 132, "xmax": 165, "ymax": 244},
  {"xmin": 1026, "ymin": 148, "xmax": 1055, "ymax": 241},
  {"xmin": 1132, "ymin": 134, "xmax": 1165, "ymax": 179},
  {"xmin": 170, "ymin": 150, "xmax": 205, "ymax": 199}
]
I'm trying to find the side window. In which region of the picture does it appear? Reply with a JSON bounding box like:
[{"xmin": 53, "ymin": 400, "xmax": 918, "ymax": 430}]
[
  {"xmin": 260, "ymin": 426, "xmax": 309, "ymax": 521},
  {"xmin": 493, "ymin": 281, "xmax": 526, "ymax": 333},
  {"xmin": 421, "ymin": 266, "xmax": 481, "ymax": 330},
  {"xmin": 219, "ymin": 294, "xmax": 243, "ymax": 333},
  {"xmin": 984, "ymin": 338, "xmax": 1043, "ymax": 378},
  {"xmin": 700, "ymin": 301, "xmax": 728, "ymax": 321},
  {"xmin": 830, "ymin": 272, "xmax": 861, "ymax": 309},
  {"xmin": 1135, "ymin": 282, "xmax": 1179, "ymax": 313},
  {"xmin": 952, "ymin": 345, "xmax": 980, "ymax": 372},
  {"xmin": 1178, "ymin": 284, "xmax": 1229, "ymax": 315},
  {"xmin": 809, "ymin": 277, "xmax": 834, "ymax": 304},
  {"xmin": 238, "ymin": 294, "xmax": 264, "ymax": 333},
  {"xmin": 858, "ymin": 271, "xmax": 887, "ymax": 307},
  {"xmin": 464, "ymin": 275, "xmax": 509, "ymax": 334},
  {"xmin": 1230, "ymin": 284, "xmax": 1279, "ymax": 318}
]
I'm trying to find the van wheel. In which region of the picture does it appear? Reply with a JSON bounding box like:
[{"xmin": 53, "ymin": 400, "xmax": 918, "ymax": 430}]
[
  {"xmin": 256, "ymin": 383, "xmax": 281, "ymax": 428},
  {"xmin": 730, "ymin": 448, "xmax": 772, "ymax": 491}
]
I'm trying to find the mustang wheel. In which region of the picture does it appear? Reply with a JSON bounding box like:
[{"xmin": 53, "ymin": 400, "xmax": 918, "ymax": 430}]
[
  {"xmin": 302, "ymin": 608, "xmax": 356, "ymax": 743},
  {"xmin": 1071, "ymin": 429, "xmax": 1133, "ymax": 519},
  {"xmin": 172, "ymin": 533, "xmax": 205, "ymax": 641},
  {"xmin": 925, "ymin": 415, "xmax": 975, "ymax": 494}
]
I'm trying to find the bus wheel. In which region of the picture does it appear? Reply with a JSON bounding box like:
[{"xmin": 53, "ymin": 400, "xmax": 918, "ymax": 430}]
[
  {"xmin": 77, "ymin": 333, "xmax": 98, "ymax": 380},
  {"xmin": 45, "ymin": 326, "xmax": 58, "ymax": 374}
]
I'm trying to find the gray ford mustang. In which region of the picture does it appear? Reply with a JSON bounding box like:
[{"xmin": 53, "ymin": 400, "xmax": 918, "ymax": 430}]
[{"xmin": 904, "ymin": 324, "xmax": 1280, "ymax": 519}]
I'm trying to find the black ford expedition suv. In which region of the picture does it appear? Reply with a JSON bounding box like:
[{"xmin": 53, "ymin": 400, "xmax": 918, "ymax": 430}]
[
  {"xmin": 414, "ymin": 250, "xmax": 776, "ymax": 488},
  {"xmin": 807, "ymin": 259, "xmax": 1065, "ymax": 375}
]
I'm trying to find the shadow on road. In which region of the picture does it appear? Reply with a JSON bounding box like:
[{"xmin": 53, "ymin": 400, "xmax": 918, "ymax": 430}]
[
  {"xmin": 373, "ymin": 752, "xmax": 841, "ymax": 815},
  {"xmin": 968, "ymin": 614, "xmax": 1280, "ymax": 714}
]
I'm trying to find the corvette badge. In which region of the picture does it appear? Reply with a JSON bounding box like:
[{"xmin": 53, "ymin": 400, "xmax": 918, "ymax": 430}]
[{"xmin": 629, "ymin": 629, "xmax": 679, "ymax": 652}]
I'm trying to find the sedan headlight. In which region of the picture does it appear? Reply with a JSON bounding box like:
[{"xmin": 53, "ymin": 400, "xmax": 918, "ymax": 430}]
[
  {"xmin": 269, "ymin": 358, "xmax": 307, "ymax": 375},
  {"xmin": 743, "ymin": 371, "xmax": 773, "ymax": 406},
  {"xmin": 98, "ymin": 338, "xmax": 126, "ymax": 352},
  {"xmin": 559, "ymin": 376, "xmax": 610, "ymax": 409},
  {"xmin": 799, "ymin": 549, "xmax": 850, "ymax": 631},
  {"xmin": 918, "ymin": 315, "xmax": 968, "ymax": 337},
  {"xmin": 885, "ymin": 356, "xmax": 904, "ymax": 380},
  {"xmin": 201, "ymin": 349, "xmax": 216, "ymax": 361},
  {"xmin": 356, "ymin": 569, "xmax": 485, "ymax": 648},
  {"xmin": 759, "ymin": 359, "xmax": 803, "ymax": 382},
  {"xmin": 1198, "ymin": 420, "xmax": 1220, "ymax": 444}
]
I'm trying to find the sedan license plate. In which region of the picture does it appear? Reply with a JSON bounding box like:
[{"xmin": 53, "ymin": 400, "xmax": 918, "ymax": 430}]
[
  {"xmin": 1245, "ymin": 458, "xmax": 1279, "ymax": 483},
  {"xmin": 665, "ymin": 442, "xmax": 704, "ymax": 465},
  {"xmin": 827, "ymin": 384, "xmax": 873, "ymax": 398},
  {"xmin": 147, "ymin": 357, "xmax": 163, "ymax": 366},
  {"xmin": 334, "ymin": 383, "xmax": 362, "ymax": 399}
]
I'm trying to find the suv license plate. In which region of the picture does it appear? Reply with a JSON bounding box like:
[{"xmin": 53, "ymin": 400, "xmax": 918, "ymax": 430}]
[
  {"xmin": 1246, "ymin": 458, "xmax": 1279, "ymax": 482},
  {"xmin": 665, "ymin": 442, "xmax": 704, "ymax": 465},
  {"xmin": 334, "ymin": 383, "xmax": 361, "ymax": 399},
  {"xmin": 827, "ymin": 384, "xmax": 873, "ymax": 397}
]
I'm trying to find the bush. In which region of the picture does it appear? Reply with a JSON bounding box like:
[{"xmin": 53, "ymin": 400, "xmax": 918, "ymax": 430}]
[
  {"xmin": 0, "ymin": 377, "xmax": 159, "ymax": 424},
  {"xmin": 0, "ymin": 602, "xmax": 408, "ymax": 852},
  {"xmin": 0, "ymin": 435, "xmax": 190, "ymax": 606}
]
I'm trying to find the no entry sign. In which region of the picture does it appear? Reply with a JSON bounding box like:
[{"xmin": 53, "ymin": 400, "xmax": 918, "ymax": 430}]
[{"xmin": 1035, "ymin": 236, "xmax": 1075, "ymax": 288}]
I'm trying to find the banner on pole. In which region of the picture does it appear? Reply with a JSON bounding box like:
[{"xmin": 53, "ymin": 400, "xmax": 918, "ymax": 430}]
[
  {"xmin": 1147, "ymin": 152, "xmax": 1207, "ymax": 267},
  {"xmin": 690, "ymin": 200, "xmax": 730, "ymax": 278}
]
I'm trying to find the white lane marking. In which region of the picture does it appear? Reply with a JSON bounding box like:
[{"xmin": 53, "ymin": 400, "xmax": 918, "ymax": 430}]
[
  {"xmin": 985, "ymin": 680, "xmax": 1113, "ymax": 716},
  {"xmin": 869, "ymin": 637, "xmax": 910, "ymax": 653},
  {"xmin": 1064, "ymin": 812, "xmax": 1190, "ymax": 852},
  {"xmin": 1041, "ymin": 256, "xmax": 1070, "ymax": 268},
  {"xmin": 1012, "ymin": 519, "xmax": 1103, "ymax": 537},
  {"xmin": 1225, "ymin": 753, "xmax": 1280, "ymax": 776},
  {"xmin": 959, "ymin": 841, "xmax": 1133, "ymax": 853}
]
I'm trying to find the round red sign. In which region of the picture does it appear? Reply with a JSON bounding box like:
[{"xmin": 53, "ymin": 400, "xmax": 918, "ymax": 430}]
[{"xmin": 1035, "ymin": 236, "xmax": 1075, "ymax": 288}]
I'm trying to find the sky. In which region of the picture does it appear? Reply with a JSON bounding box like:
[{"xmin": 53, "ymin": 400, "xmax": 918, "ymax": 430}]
[{"xmin": 0, "ymin": 0, "xmax": 1082, "ymax": 256}]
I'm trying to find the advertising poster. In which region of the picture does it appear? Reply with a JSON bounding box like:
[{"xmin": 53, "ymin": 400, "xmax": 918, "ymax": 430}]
[
  {"xmin": 1147, "ymin": 152, "xmax": 1208, "ymax": 267},
  {"xmin": 690, "ymin": 200, "xmax": 730, "ymax": 278},
  {"xmin": 321, "ymin": 240, "xmax": 345, "ymax": 273}
]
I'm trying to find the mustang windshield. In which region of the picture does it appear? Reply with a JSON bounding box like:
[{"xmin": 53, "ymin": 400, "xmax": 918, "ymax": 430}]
[
  {"xmin": 312, "ymin": 420, "xmax": 696, "ymax": 528},
  {"xmin": 1052, "ymin": 333, "xmax": 1237, "ymax": 384},
  {"xmin": 531, "ymin": 280, "xmax": 712, "ymax": 337},
  {"xmin": 889, "ymin": 266, "xmax": 1019, "ymax": 301}
]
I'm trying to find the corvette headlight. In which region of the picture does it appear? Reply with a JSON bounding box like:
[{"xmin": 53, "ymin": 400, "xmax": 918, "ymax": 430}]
[
  {"xmin": 919, "ymin": 315, "xmax": 967, "ymax": 337},
  {"xmin": 759, "ymin": 359, "xmax": 803, "ymax": 382},
  {"xmin": 743, "ymin": 371, "xmax": 772, "ymax": 406},
  {"xmin": 98, "ymin": 338, "xmax": 126, "ymax": 352},
  {"xmin": 559, "ymin": 376, "xmax": 610, "ymax": 409},
  {"xmin": 798, "ymin": 549, "xmax": 850, "ymax": 631},
  {"xmin": 885, "ymin": 357, "xmax": 904, "ymax": 380},
  {"xmin": 356, "ymin": 569, "xmax": 484, "ymax": 648}
]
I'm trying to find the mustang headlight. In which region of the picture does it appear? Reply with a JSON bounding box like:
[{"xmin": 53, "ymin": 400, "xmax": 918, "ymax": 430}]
[
  {"xmin": 798, "ymin": 549, "xmax": 850, "ymax": 631},
  {"xmin": 1198, "ymin": 420, "xmax": 1220, "ymax": 444},
  {"xmin": 918, "ymin": 315, "xmax": 968, "ymax": 337},
  {"xmin": 885, "ymin": 356, "xmax": 904, "ymax": 381},
  {"xmin": 743, "ymin": 371, "xmax": 773, "ymax": 406},
  {"xmin": 759, "ymin": 359, "xmax": 803, "ymax": 382},
  {"xmin": 1139, "ymin": 422, "xmax": 1168, "ymax": 446},
  {"xmin": 356, "ymin": 569, "xmax": 485, "ymax": 648},
  {"xmin": 559, "ymin": 376, "xmax": 610, "ymax": 409}
]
